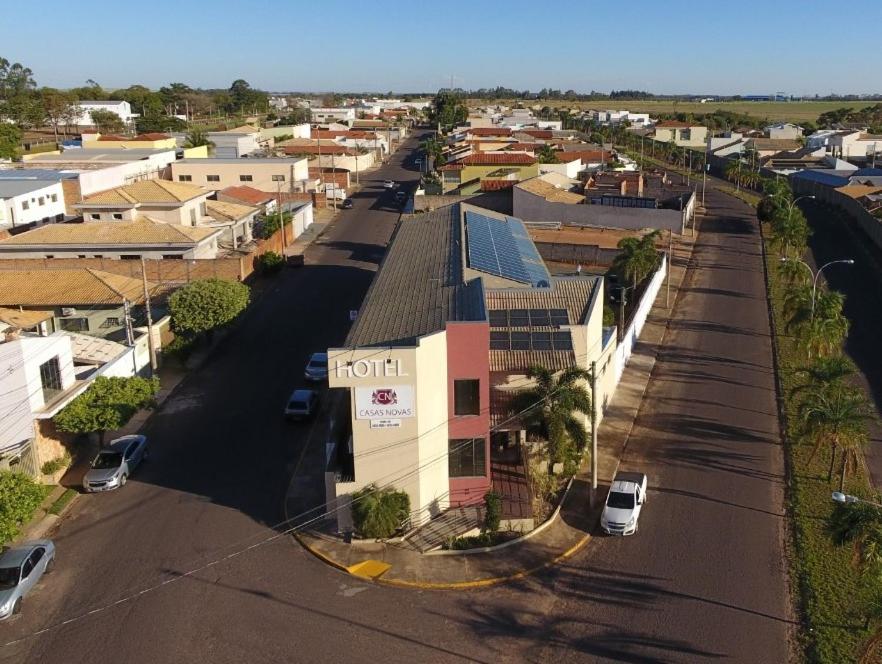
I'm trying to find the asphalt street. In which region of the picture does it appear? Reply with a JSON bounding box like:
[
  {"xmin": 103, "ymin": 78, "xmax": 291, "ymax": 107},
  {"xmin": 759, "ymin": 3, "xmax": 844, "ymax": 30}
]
[{"xmin": 1, "ymin": 140, "xmax": 792, "ymax": 664}]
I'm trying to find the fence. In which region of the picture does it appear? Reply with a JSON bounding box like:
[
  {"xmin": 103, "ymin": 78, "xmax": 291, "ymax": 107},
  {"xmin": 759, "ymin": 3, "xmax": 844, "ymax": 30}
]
[
  {"xmin": 613, "ymin": 253, "xmax": 667, "ymax": 385},
  {"xmin": 533, "ymin": 242, "xmax": 620, "ymax": 267}
]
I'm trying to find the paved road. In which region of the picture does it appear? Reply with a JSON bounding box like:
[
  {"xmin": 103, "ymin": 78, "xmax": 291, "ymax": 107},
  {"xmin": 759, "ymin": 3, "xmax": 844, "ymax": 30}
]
[{"xmin": 1, "ymin": 146, "xmax": 792, "ymax": 663}]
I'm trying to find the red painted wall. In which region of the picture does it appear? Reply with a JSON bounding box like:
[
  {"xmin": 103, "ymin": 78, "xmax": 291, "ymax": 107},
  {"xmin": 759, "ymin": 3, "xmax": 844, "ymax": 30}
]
[{"xmin": 446, "ymin": 321, "xmax": 491, "ymax": 506}]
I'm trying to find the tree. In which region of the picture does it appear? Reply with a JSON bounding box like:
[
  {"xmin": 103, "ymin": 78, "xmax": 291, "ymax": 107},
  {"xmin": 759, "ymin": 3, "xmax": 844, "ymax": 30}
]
[
  {"xmin": 228, "ymin": 79, "xmax": 267, "ymax": 113},
  {"xmin": 724, "ymin": 159, "xmax": 744, "ymax": 189},
  {"xmin": 350, "ymin": 484, "xmax": 411, "ymax": 539},
  {"xmin": 770, "ymin": 207, "xmax": 810, "ymax": 257},
  {"xmin": 537, "ymin": 144, "xmax": 559, "ymax": 164},
  {"xmin": 135, "ymin": 114, "xmax": 187, "ymax": 133},
  {"xmin": 612, "ymin": 230, "xmax": 661, "ymax": 288},
  {"xmin": 0, "ymin": 57, "xmax": 41, "ymax": 127},
  {"xmin": 511, "ymin": 365, "xmax": 593, "ymax": 472},
  {"xmin": 183, "ymin": 127, "xmax": 212, "ymax": 149},
  {"xmin": 89, "ymin": 109, "xmax": 125, "ymax": 133},
  {"xmin": 54, "ymin": 376, "xmax": 159, "ymax": 445},
  {"xmin": 428, "ymin": 90, "xmax": 468, "ymax": 130},
  {"xmin": 798, "ymin": 384, "xmax": 871, "ymax": 488},
  {"xmin": 0, "ymin": 471, "xmax": 47, "ymax": 545},
  {"xmin": 0, "ymin": 123, "xmax": 22, "ymax": 160},
  {"xmin": 793, "ymin": 355, "xmax": 856, "ymax": 398},
  {"xmin": 827, "ymin": 501, "xmax": 882, "ymax": 573},
  {"xmin": 168, "ymin": 279, "xmax": 250, "ymax": 338},
  {"xmin": 785, "ymin": 287, "xmax": 849, "ymax": 358},
  {"xmin": 40, "ymin": 88, "xmax": 77, "ymax": 141}
]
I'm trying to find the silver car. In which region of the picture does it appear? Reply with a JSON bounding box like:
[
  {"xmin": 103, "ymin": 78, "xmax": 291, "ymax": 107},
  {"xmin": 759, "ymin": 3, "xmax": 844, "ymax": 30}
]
[
  {"xmin": 82, "ymin": 435, "xmax": 148, "ymax": 493},
  {"xmin": 0, "ymin": 540, "xmax": 55, "ymax": 620},
  {"xmin": 304, "ymin": 352, "xmax": 328, "ymax": 382}
]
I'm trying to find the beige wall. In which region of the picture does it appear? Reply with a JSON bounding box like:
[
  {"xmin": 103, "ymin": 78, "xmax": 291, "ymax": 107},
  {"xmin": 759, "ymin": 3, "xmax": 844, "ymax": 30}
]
[
  {"xmin": 171, "ymin": 159, "xmax": 309, "ymax": 191},
  {"xmin": 327, "ymin": 332, "xmax": 451, "ymax": 529}
]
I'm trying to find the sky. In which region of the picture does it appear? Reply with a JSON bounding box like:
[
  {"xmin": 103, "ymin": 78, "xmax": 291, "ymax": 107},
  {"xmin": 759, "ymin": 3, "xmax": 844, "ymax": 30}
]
[{"xmin": 3, "ymin": 0, "xmax": 880, "ymax": 96}]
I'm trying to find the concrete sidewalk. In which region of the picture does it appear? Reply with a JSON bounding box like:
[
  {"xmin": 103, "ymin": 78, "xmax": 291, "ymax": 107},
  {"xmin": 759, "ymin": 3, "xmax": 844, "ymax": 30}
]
[{"xmin": 290, "ymin": 224, "xmax": 701, "ymax": 588}]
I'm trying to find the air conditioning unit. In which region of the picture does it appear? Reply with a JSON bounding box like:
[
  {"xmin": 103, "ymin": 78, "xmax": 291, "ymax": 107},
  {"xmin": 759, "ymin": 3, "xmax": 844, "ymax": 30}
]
[{"xmin": 61, "ymin": 307, "xmax": 77, "ymax": 317}]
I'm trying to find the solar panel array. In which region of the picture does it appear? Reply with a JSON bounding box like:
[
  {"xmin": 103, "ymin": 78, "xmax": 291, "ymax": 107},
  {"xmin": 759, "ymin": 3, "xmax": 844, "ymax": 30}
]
[
  {"xmin": 490, "ymin": 330, "xmax": 574, "ymax": 351},
  {"xmin": 488, "ymin": 308, "xmax": 569, "ymax": 328},
  {"xmin": 465, "ymin": 211, "xmax": 551, "ymax": 287}
]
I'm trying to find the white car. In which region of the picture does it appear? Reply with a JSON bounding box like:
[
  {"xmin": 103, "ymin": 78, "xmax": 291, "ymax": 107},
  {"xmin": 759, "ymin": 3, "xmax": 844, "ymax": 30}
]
[
  {"xmin": 285, "ymin": 389, "xmax": 319, "ymax": 420},
  {"xmin": 304, "ymin": 352, "xmax": 328, "ymax": 381},
  {"xmin": 600, "ymin": 471, "xmax": 647, "ymax": 536},
  {"xmin": 82, "ymin": 435, "xmax": 148, "ymax": 493},
  {"xmin": 382, "ymin": 180, "xmax": 396, "ymax": 189}
]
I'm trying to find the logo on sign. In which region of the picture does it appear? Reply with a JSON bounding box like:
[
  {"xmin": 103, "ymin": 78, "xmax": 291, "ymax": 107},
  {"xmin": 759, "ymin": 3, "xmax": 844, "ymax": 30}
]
[{"xmin": 371, "ymin": 388, "xmax": 397, "ymax": 406}]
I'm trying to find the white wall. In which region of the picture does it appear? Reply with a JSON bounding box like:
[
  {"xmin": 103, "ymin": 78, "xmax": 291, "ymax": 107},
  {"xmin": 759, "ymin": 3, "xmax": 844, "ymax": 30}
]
[
  {"xmin": 538, "ymin": 159, "xmax": 582, "ymax": 179},
  {"xmin": 1, "ymin": 181, "xmax": 66, "ymax": 228},
  {"xmin": 614, "ymin": 253, "xmax": 667, "ymax": 385}
]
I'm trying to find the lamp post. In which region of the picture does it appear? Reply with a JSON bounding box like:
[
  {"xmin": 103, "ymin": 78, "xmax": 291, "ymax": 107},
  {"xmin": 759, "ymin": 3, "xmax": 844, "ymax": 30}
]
[
  {"xmin": 616, "ymin": 284, "xmax": 637, "ymax": 343},
  {"xmin": 786, "ymin": 194, "xmax": 815, "ymax": 217},
  {"xmin": 832, "ymin": 492, "xmax": 882, "ymax": 509},
  {"xmin": 780, "ymin": 257, "xmax": 855, "ymax": 320}
]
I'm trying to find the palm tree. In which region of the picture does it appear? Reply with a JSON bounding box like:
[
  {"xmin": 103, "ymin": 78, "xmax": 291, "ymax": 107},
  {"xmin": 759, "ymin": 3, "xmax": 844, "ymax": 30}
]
[
  {"xmin": 777, "ymin": 256, "xmax": 809, "ymax": 286},
  {"xmin": 183, "ymin": 127, "xmax": 213, "ymax": 150},
  {"xmin": 798, "ymin": 384, "xmax": 871, "ymax": 486},
  {"xmin": 612, "ymin": 230, "xmax": 661, "ymax": 289},
  {"xmin": 793, "ymin": 355, "xmax": 856, "ymax": 396},
  {"xmin": 511, "ymin": 365, "xmax": 593, "ymax": 472},
  {"xmin": 770, "ymin": 208, "xmax": 811, "ymax": 257},
  {"xmin": 785, "ymin": 289, "xmax": 849, "ymax": 358},
  {"xmin": 827, "ymin": 501, "xmax": 882, "ymax": 571},
  {"xmin": 724, "ymin": 159, "xmax": 743, "ymax": 189},
  {"xmin": 859, "ymin": 588, "xmax": 882, "ymax": 663}
]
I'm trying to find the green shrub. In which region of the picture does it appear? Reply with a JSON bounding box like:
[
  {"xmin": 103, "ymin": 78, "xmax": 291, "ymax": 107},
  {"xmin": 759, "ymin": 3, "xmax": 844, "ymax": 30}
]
[
  {"xmin": 0, "ymin": 472, "xmax": 47, "ymax": 545},
  {"xmin": 446, "ymin": 533, "xmax": 497, "ymax": 550},
  {"xmin": 169, "ymin": 279, "xmax": 250, "ymax": 338},
  {"xmin": 48, "ymin": 488, "xmax": 77, "ymax": 516},
  {"xmin": 40, "ymin": 453, "xmax": 71, "ymax": 476},
  {"xmin": 259, "ymin": 251, "xmax": 285, "ymax": 275},
  {"xmin": 483, "ymin": 491, "xmax": 502, "ymax": 533},
  {"xmin": 350, "ymin": 484, "xmax": 410, "ymax": 539}
]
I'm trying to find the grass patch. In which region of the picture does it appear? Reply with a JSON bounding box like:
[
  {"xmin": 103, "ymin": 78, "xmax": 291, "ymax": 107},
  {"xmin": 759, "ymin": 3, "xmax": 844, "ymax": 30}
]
[
  {"xmin": 48, "ymin": 488, "xmax": 77, "ymax": 516},
  {"xmin": 444, "ymin": 532, "xmax": 518, "ymax": 550}
]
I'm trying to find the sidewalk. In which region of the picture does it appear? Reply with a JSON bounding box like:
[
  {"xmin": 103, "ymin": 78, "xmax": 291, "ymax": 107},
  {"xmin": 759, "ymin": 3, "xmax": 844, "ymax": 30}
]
[{"xmin": 290, "ymin": 224, "xmax": 701, "ymax": 588}]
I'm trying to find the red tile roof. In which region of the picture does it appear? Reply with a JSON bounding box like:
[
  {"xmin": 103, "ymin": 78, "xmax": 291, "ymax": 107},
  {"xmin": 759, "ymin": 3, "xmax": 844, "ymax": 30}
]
[
  {"xmin": 467, "ymin": 127, "xmax": 513, "ymax": 137},
  {"xmin": 503, "ymin": 143, "xmax": 540, "ymax": 152},
  {"xmin": 97, "ymin": 134, "xmax": 128, "ymax": 141},
  {"xmin": 134, "ymin": 132, "xmax": 171, "ymax": 140},
  {"xmin": 457, "ymin": 152, "xmax": 536, "ymax": 166},
  {"xmin": 520, "ymin": 129, "xmax": 553, "ymax": 139},
  {"xmin": 557, "ymin": 150, "xmax": 608, "ymax": 163},
  {"xmin": 219, "ymin": 186, "xmax": 275, "ymax": 206},
  {"xmin": 480, "ymin": 180, "xmax": 518, "ymax": 191},
  {"xmin": 283, "ymin": 144, "xmax": 355, "ymax": 156}
]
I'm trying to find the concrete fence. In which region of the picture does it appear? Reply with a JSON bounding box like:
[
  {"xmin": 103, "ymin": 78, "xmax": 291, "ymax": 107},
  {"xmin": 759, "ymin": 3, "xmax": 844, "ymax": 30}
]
[
  {"xmin": 534, "ymin": 242, "xmax": 620, "ymax": 267},
  {"xmin": 791, "ymin": 178, "xmax": 882, "ymax": 251}
]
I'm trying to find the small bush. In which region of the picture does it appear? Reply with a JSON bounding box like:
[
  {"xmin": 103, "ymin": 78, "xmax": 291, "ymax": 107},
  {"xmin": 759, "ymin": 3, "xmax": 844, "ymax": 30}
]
[
  {"xmin": 0, "ymin": 472, "xmax": 47, "ymax": 545},
  {"xmin": 259, "ymin": 251, "xmax": 285, "ymax": 275},
  {"xmin": 41, "ymin": 453, "xmax": 71, "ymax": 476},
  {"xmin": 350, "ymin": 484, "xmax": 410, "ymax": 539},
  {"xmin": 483, "ymin": 491, "xmax": 502, "ymax": 533}
]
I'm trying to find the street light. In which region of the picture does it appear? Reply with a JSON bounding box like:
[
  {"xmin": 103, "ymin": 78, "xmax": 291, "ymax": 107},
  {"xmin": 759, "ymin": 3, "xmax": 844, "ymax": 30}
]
[
  {"xmin": 786, "ymin": 195, "xmax": 815, "ymax": 217},
  {"xmin": 832, "ymin": 492, "xmax": 882, "ymax": 509},
  {"xmin": 779, "ymin": 257, "xmax": 854, "ymax": 320}
]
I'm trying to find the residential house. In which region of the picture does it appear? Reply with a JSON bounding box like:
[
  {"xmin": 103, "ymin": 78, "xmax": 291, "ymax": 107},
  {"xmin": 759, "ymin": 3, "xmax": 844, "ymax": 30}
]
[
  {"xmin": 22, "ymin": 149, "xmax": 178, "ymax": 187},
  {"xmin": 324, "ymin": 204, "xmax": 619, "ymax": 531},
  {"xmin": 206, "ymin": 126, "xmax": 269, "ymax": 158},
  {"xmin": 652, "ymin": 121, "xmax": 708, "ymax": 148},
  {"xmin": 310, "ymin": 108, "xmax": 357, "ymax": 123},
  {"xmin": 0, "ymin": 179, "xmax": 66, "ymax": 229},
  {"xmin": 766, "ymin": 123, "xmax": 804, "ymax": 140},
  {"xmin": 260, "ymin": 124, "xmax": 311, "ymax": 141},
  {"xmin": 81, "ymin": 133, "xmax": 178, "ymax": 151},
  {"xmin": 74, "ymin": 100, "xmax": 137, "ymax": 127},
  {"xmin": 0, "ymin": 219, "xmax": 224, "ymax": 260},
  {"xmin": 171, "ymin": 158, "xmax": 310, "ymax": 192},
  {"xmin": 217, "ymin": 185, "xmax": 278, "ymax": 214},
  {"xmin": 745, "ymin": 137, "xmax": 803, "ymax": 160},
  {"xmin": 439, "ymin": 152, "xmax": 539, "ymax": 194}
]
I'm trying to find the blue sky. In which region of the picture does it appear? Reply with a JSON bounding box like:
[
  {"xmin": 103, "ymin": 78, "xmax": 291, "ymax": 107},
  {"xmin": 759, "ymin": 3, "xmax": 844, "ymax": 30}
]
[{"xmin": 4, "ymin": 0, "xmax": 879, "ymax": 95}]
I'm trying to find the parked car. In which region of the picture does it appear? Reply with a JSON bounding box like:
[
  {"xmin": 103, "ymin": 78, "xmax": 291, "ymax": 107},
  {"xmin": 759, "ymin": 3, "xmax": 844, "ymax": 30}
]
[
  {"xmin": 0, "ymin": 540, "xmax": 55, "ymax": 620},
  {"xmin": 82, "ymin": 435, "xmax": 148, "ymax": 493},
  {"xmin": 395, "ymin": 190, "xmax": 406, "ymax": 205},
  {"xmin": 383, "ymin": 180, "xmax": 396, "ymax": 189},
  {"xmin": 341, "ymin": 198, "xmax": 354, "ymax": 209},
  {"xmin": 304, "ymin": 352, "xmax": 329, "ymax": 381},
  {"xmin": 600, "ymin": 471, "xmax": 648, "ymax": 535},
  {"xmin": 284, "ymin": 389, "xmax": 319, "ymax": 420}
]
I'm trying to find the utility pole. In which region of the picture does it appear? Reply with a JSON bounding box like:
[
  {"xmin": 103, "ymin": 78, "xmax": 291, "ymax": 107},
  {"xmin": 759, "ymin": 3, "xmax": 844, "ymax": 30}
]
[
  {"xmin": 140, "ymin": 257, "xmax": 158, "ymax": 374},
  {"xmin": 666, "ymin": 229, "xmax": 672, "ymax": 308},
  {"xmin": 123, "ymin": 299, "xmax": 135, "ymax": 347},
  {"xmin": 590, "ymin": 360, "xmax": 598, "ymax": 506},
  {"xmin": 277, "ymin": 180, "xmax": 286, "ymax": 248},
  {"xmin": 330, "ymin": 149, "xmax": 337, "ymax": 210}
]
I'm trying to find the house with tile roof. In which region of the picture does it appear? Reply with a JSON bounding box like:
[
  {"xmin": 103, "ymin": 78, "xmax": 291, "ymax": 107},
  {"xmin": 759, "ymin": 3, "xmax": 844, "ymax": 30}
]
[
  {"xmin": 323, "ymin": 203, "xmax": 624, "ymax": 533},
  {"xmin": 170, "ymin": 157, "xmax": 310, "ymax": 192},
  {"xmin": 206, "ymin": 125, "xmax": 269, "ymax": 158},
  {"xmin": 81, "ymin": 133, "xmax": 177, "ymax": 151},
  {"xmin": 439, "ymin": 152, "xmax": 539, "ymax": 194},
  {"xmin": 0, "ymin": 179, "xmax": 67, "ymax": 229},
  {"xmin": 652, "ymin": 121, "xmax": 708, "ymax": 148}
]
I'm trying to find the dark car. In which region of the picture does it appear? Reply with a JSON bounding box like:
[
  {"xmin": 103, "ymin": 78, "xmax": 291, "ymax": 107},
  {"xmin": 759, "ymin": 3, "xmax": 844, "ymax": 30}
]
[{"xmin": 341, "ymin": 198, "xmax": 354, "ymax": 209}]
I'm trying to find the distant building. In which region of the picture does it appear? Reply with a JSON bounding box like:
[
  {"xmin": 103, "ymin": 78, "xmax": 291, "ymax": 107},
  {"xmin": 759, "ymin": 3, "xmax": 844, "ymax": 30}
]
[
  {"xmin": 74, "ymin": 101, "xmax": 137, "ymax": 126},
  {"xmin": 766, "ymin": 123, "xmax": 804, "ymax": 140},
  {"xmin": 0, "ymin": 179, "xmax": 66, "ymax": 229},
  {"xmin": 652, "ymin": 121, "xmax": 708, "ymax": 148}
]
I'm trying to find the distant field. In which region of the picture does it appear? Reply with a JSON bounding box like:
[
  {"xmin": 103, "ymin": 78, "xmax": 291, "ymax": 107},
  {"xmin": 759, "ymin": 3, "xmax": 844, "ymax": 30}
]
[{"xmin": 469, "ymin": 99, "xmax": 879, "ymax": 124}]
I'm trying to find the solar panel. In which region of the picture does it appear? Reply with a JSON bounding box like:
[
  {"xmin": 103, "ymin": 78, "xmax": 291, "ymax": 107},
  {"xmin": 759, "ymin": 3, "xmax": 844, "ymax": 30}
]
[
  {"xmin": 550, "ymin": 309, "xmax": 570, "ymax": 325},
  {"xmin": 552, "ymin": 332, "xmax": 573, "ymax": 350},
  {"xmin": 488, "ymin": 310, "xmax": 508, "ymax": 327},
  {"xmin": 466, "ymin": 211, "xmax": 550, "ymax": 285}
]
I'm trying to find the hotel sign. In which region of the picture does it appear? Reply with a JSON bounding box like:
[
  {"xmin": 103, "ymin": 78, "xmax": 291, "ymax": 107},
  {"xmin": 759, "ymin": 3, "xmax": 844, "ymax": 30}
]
[
  {"xmin": 354, "ymin": 385, "xmax": 414, "ymax": 420},
  {"xmin": 334, "ymin": 358, "xmax": 409, "ymax": 380}
]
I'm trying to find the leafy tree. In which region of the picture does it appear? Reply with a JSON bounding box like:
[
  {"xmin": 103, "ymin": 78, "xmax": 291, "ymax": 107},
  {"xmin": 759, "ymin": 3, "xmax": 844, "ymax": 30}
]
[
  {"xmin": 724, "ymin": 159, "xmax": 744, "ymax": 189},
  {"xmin": 0, "ymin": 471, "xmax": 47, "ymax": 545},
  {"xmin": 183, "ymin": 127, "xmax": 212, "ymax": 149},
  {"xmin": 483, "ymin": 491, "xmax": 502, "ymax": 534},
  {"xmin": 258, "ymin": 251, "xmax": 285, "ymax": 275},
  {"xmin": 256, "ymin": 210, "xmax": 291, "ymax": 239},
  {"xmin": 612, "ymin": 230, "xmax": 661, "ymax": 288},
  {"xmin": 428, "ymin": 90, "xmax": 468, "ymax": 130},
  {"xmin": 770, "ymin": 207, "xmax": 810, "ymax": 257},
  {"xmin": 793, "ymin": 356, "xmax": 856, "ymax": 398},
  {"xmin": 798, "ymin": 384, "xmax": 871, "ymax": 487},
  {"xmin": 827, "ymin": 502, "xmax": 882, "ymax": 574},
  {"xmin": 228, "ymin": 79, "xmax": 267, "ymax": 113},
  {"xmin": 112, "ymin": 84, "xmax": 163, "ymax": 117},
  {"xmin": 89, "ymin": 109, "xmax": 125, "ymax": 133},
  {"xmin": 350, "ymin": 484, "xmax": 411, "ymax": 538},
  {"xmin": 158, "ymin": 82, "xmax": 193, "ymax": 113},
  {"xmin": 0, "ymin": 57, "xmax": 40, "ymax": 127},
  {"xmin": 135, "ymin": 114, "xmax": 187, "ymax": 133},
  {"xmin": 40, "ymin": 88, "xmax": 77, "ymax": 141},
  {"xmin": 0, "ymin": 123, "xmax": 22, "ymax": 160},
  {"xmin": 321, "ymin": 93, "xmax": 344, "ymax": 107},
  {"xmin": 785, "ymin": 287, "xmax": 849, "ymax": 358},
  {"xmin": 279, "ymin": 107, "xmax": 311, "ymax": 125},
  {"xmin": 54, "ymin": 376, "xmax": 159, "ymax": 445},
  {"xmin": 511, "ymin": 365, "xmax": 593, "ymax": 472},
  {"xmin": 168, "ymin": 278, "xmax": 250, "ymax": 338},
  {"xmin": 537, "ymin": 144, "xmax": 559, "ymax": 164}
]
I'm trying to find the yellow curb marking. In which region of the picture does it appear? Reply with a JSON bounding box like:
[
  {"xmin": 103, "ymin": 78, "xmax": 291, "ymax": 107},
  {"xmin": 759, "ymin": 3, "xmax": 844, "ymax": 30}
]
[{"xmin": 347, "ymin": 560, "xmax": 392, "ymax": 579}]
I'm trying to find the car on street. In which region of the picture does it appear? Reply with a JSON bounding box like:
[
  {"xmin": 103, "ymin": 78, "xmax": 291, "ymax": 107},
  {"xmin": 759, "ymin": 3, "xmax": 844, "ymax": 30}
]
[
  {"xmin": 600, "ymin": 471, "xmax": 648, "ymax": 535},
  {"xmin": 383, "ymin": 180, "xmax": 396, "ymax": 189},
  {"xmin": 284, "ymin": 389, "xmax": 319, "ymax": 420},
  {"xmin": 395, "ymin": 190, "xmax": 406, "ymax": 205},
  {"xmin": 304, "ymin": 352, "xmax": 328, "ymax": 381},
  {"xmin": 82, "ymin": 434, "xmax": 148, "ymax": 493},
  {"xmin": 341, "ymin": 198, "xmax": 354, "ymax": 209},
  {"xmin": 0, "ymin": 540, "xmax": 55, "ymax": 620}
]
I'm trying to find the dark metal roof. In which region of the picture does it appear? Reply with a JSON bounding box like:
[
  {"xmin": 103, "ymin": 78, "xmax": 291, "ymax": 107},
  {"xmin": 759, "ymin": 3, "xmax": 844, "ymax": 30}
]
[{"xmin": 344, "ymin": 205, "xmax": 486, "ymax": 348}]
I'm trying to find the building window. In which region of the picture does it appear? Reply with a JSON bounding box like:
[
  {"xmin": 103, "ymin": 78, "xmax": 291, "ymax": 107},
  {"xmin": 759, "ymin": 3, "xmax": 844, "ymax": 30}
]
[
  {"xmin": 162, "ymin": 254, "xmax": 183, "ymax": 259},
  {"xmin": 680, "ymin": 129, "xmax": 691, "ymax": 141},
  {"xmin": 190, "ymin": 208, "xmax": 197, "ymax": 225},
  {"xmin": 112, "ymin": 213, "xmax": 123, "ymax": 220},
  {"xmin": 51, "ymin": 194, "xmax": 58, "ymax": 203},
  {"xmin": 59, "ymin": 317, "xmax": 88, "ymax": 332},
  {"xmin": 100, "ymin": 316, "xmax": 121, "ymax": 328},
  {"xmin": 449, "ymin": 438, "xmax": 486, "ymax": 477},
  {"xmin": 38, "ymin": 197, "xmax": 45, "ymax": 206},
  {"xmin": 453, "ymin": 379, "xmax": 480, "ymax": 416},
  {"xmin": 21, "ymin": 201, "xmax": 29, "ymax": 210},
  {"xmin": 271, "ymin": 174, "xmax": 285, "ymax": 182},
  {"xmin": 239, "ymin": 175, "xmax": 253, "ymax": 182},
  {"xmin": 178, "ymin": 175, "xmax": 192, "ymax": 182},
  {"xmin": 207, "ymin": 175, "xmax": 220, "ymax": 182},
  {"xmin": 90, "ymin": 213, "xmax": 100, "ymax": 220},
  {"xmin": 39, "ymin": 356, "xmax": 63, "ymax": 404}
]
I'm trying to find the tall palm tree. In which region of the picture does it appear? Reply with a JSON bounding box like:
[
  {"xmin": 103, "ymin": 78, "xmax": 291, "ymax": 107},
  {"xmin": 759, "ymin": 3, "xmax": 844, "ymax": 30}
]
[
  {"xmin": 770, "ymin": 209, "xmax": 811, "ymax": 257},
  {"xmin": 183, "ymin": 127, "xmax": 212, "ymax": 149},
  {"xmin": 793, "ymin": 355, "xmax": 856, "ymax": 397},
  {"xmin": 612, "ymin": 230, "xmax": 661, "ymax": 289},
  {"xmin": 511, "ymin": 365, "xmax": 593, "ymax": 472},
  {"xmin": 827, "ymin": 501, "xmax": 882, "ymax": 572},
  {"xmin": 859, "ymin": 588, "xmax": 882, "ymax": 663},
  {"xmin": 724, "ymin": 159, "xmax": 743, "ymax": 189},
  {"xmin": 798, "ymin": 384, "xmax": 871, "ymax": 486}
]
